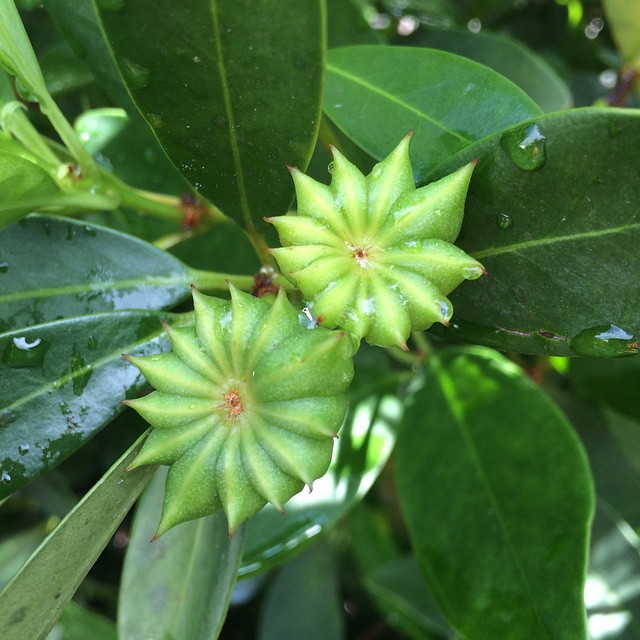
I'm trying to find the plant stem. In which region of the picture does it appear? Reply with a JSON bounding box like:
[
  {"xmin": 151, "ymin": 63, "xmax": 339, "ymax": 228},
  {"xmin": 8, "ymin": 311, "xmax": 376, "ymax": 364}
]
[{"xmin": 188, "ymin": 268, "xmax": 296, "ymax": 293}]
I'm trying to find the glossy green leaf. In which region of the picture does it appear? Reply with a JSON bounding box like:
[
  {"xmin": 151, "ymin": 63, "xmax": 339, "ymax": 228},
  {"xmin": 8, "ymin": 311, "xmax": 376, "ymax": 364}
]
[
  {"xmin": 603, "ymin": 0, "xmax": 640, "ymax": 67},
  {"xmin": 0, "ymin": 433, "xmax": 155, "ymax": 640},
  {"xmin": 118, "ymin": 467, "xmax": 245, "ymax": 640},
  {"xmin": 257, "ymin": 542, "xmax": 344, "ymax": 640},
  {"xmin": 0, "ymin": 215, "xmax": 192, "ymax": 332},
  {"xmin": 94, "ymin": 0, "xmax": 325, "ymax": 232},
  {"xmin": 429, "ymin": 108, "xmax": 640, "ymax": 356},
  {"xmin": 239, "ymin": 381, "xmax": 401, "ymax": 576},
  {"xmin": 0, "ymin": 310, "xmax": 173, "ymax": 499},
  {"xmin": 398, "ymin": 27, "xmax": 572, "ymax": 112},
  {"xmin": 395, "ymin": 347, "xmax": 594, "ymax": 640},
  {"xmin": 327, "ymin": 0, "xmax": 381, "ymax": 48},
  {"xmin": 365, "ymin": 555, "xmax": 452, "ymax": 640},
  {"xmin": 324, "ymin": 45, "xmax": 541, "ymax": 178},
  {"xmin": 42, "ymin": 0, "xmax": 194, "ymax": 193}
]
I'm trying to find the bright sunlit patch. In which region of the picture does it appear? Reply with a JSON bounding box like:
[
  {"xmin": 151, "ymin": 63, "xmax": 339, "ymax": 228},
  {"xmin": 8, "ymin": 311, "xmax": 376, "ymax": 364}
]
[{"xmin": 588, "ymin": 611, "xmax": 632, "ymax": 638}]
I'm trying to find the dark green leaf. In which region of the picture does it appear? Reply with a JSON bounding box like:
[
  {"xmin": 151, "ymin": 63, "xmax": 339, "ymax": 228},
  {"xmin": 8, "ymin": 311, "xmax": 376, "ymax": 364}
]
[
  {"xmin": 395, "ymin": 347, "xmax": 594, "ymax": 640},
  {"xmin": 0, "ymin": 310, "xmax": 173, "ymax": 499},
  {"xmin": 39, "ymin": 39, "xmax": 94, "ymax": 96},
  {"xmin": 42, "ymin": 0, "xmax": 193, "ymax": 192},
  {"xmin": 118, "ymin": 467, "xmax": 245, "ymax": 640},
  {"xmin": 257, "ymin": 542, "xmax": 344, "ymax": 640},
  {"xmin": 0, "ymin": 433, "xmax": 155, "ymax": 640},
  {"xmin": 324, "ymin": 45, "xmax": 541, "ymax": 178},
  {"xmin": 570, "ymin": 357, "xmax": 640, "ymax": 422},
  {"xmin": 398, "ymin": 27, "xmax": 572, "ymax": 112},
  {"xmin": 365, "ymin": 555, "xmax": 452, "ymax": 640},
  {"xmin": 240, "ymin": 383, "xmax": 400, "ymax": 576},
  {"xmin": 429, "ymin": 108, "xmax": 640, "ymax": 356},
  {"xmin": 0, "ymin": 215, "xmax": 191, "ymax": 332},
  {"xmin": 94, "ymin": 0, "xmax": 325, "ymax": 232},
  {"xmin": 56, "ymin": 602, "xmax": 117, "ymax": 640},
  {"xmin": 327, "ymin": 0, "xmax": 381, "ymax": 49}
]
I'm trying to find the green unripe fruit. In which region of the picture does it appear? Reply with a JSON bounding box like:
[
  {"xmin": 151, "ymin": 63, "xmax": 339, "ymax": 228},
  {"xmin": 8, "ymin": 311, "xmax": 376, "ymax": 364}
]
[
  {"xmin": 267, "ymin": 134, "xmax": 484, "ymax": 349},
  {"xmin": 123, "ymin": 286, "xmax": 355, "ymax": 536}
]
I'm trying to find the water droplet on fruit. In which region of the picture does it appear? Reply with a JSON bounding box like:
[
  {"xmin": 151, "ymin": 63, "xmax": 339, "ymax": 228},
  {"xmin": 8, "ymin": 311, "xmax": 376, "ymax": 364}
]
[
  {"xmin": 2, "ymin": 337, "xmax": 50, "ymax": 368},
  {"xmin": 327, "ymin": 161, "xmax": 335, "ymax": 174},
  {"xmin": 496, "ymin": 212, "xmax": 513, "ymax": 229},
  {"xmin": 18, "ymin": 444, "xmax": 30, "ymax": 456},
  {"xmin": 121, "ymin": 58, "xmax": 150, "ymax": 89},
  {"xmin": 570, "ymin": 324, "xmax": 638, "ymax": 357},
  {"xmin": 500, "ymin": 123, "xmax": 546, "ymax": 171}
]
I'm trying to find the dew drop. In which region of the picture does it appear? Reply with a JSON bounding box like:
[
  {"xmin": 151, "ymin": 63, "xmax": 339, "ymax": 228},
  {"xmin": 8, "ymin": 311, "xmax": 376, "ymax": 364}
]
[
  {"xmin": 82, "ymin": 225, "xmax": 97, "ymax": 237},
  {"xmin": 0, "ymin": 261, "xmax": 8, "ymax": 273},
  {"xmin": 2, "ymin": 337, "xmax": 50, "ymax": 368},
  {"xmin": 496, "ymin": 212, "xmax": 513, "ymax": 229},
  {"xmin": 570, "ymin": 324, "xmax": 638, "ymax": 357},
  {"xmin": 121, "ymin": 58, "xmax": 150, "ymax": 89},
  {"xmin": 18, "ymin": 444, "xmax": 30, "ymax": 456},
  {"xmin": 192, "ymin": 55, "xmax": 201, "ymax": 63},
  {"xmin": 327, "ymin": 161, "xmax": 335, "ymax": 174},
  {"xmin": 500, "ymin": 123, "xmax": 546, "ymax": 171},
  {"xmin": 1, "ymin": 470, "xmax": 11, "ymax": 483}
]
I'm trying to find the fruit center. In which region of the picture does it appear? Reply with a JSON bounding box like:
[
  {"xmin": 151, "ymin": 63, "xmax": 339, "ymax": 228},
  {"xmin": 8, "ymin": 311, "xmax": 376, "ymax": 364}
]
[
  {"xmin": 220, "ymin": 387, "xmax": 244, "ymax": 421},
  {"xmin": 349, "ymin": 241, "xmax": 374, "ymax": 268}
]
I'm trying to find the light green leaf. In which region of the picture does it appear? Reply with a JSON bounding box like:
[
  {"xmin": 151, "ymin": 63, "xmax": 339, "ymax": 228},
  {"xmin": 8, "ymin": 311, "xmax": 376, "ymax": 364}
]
[
  {"xmin": 395, "ymin": 347, "xmax": 594, "ymax": 640},
  {"xmin": 0, "ymin": 433, "xmax": 155, "ymax": 640},
  {"xmin": 118, "ymin": 468, "xmax": 245, "ymax": 640},
  {"xmin": 603, "ymin": 0, "xmax": 640, "ymax": 67},
  {"xmin": 324, "ymin": 45, "xmax": 541, "ymax": 178},
  {"xmin": 398, "ymin": 27, "xmax": 572, "ymax": 112}
]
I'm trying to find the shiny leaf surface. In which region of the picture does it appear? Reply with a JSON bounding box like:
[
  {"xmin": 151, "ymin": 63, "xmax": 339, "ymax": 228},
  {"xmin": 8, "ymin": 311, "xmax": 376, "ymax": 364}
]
[
  {"xmin": 430, "ymin": 108, "xmax": 640, "ymax": 356},
  {"xmin": 0, "ymin": 215, "xmax": 191, "ymax": 332},
  {"xmin": 0, "ymin": 310, "xmax": 172, "ymax": 499},
  {"xmin": 0, "ymin": 433, "xmax": 155, "ymax": 640},
  {"xmin": 118, "ymin": 468, "xmax": 245, "ymax": 640},
  {"xmin": 395, "ymin": 347, "xmax": 594, "ymax": 640},
  {"xmin": 324, "ymin": 45, "xmax": 541, "ymax": 179},
  {"xmin": 95, "ymin": 0, "xmax": 324, "ymax": 231},
  {"xmin": 399, "ymin": 27, "xmax": 572, "ymax": 112}
]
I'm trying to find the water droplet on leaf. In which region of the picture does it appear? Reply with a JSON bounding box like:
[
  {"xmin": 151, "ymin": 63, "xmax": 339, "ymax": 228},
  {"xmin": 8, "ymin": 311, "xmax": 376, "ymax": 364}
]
[
  {"xmin": 2, "ymin": 337, "xmax": 50, "ymax": 368},
  {"xmin": 0, "ymin": 262, "xmax": 8, "ymax": 273},
  {"xmin": 500, "ymin": 123, "xmax": 546, "ymax": 171},
  {"xmin": 570, "ymin": 324, "xmax": 638, "ymax": 357},
  {"xmin": 18, "ymin": 444, "xmax": 30, "ymax": 456},
  {"xmin": 1, "ymin": 471, "xmax": 11, "ymax": 483},
  {"xmin": 496, "ymin": 213, "xmax": 513, "ymax": 229}
]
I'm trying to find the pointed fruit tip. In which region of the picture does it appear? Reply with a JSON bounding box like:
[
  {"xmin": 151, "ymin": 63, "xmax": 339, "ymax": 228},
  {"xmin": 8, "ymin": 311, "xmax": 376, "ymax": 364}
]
[
  {"xmin": 398, "ymin": 340, "xmax": 410, "ymax": 352},
  {"xmin": 406, "ymin": 129, "xmax": 413, "ymax": 139},
  {"xmin": 307, "ymin": 482, "xmax": 314, "ymax": 494},
  {"xmin": 471, "ymin": 158, "xmax": 479, "ymax": 166},
  {"xmin": 150, "ymin": 534, "xmax": 159, "ymax": 543},
  {"xmin": 263, "ymin": 215, "xmax": 273, "ymax": 223},
  {"xmin": 285, "ymin": 163, "xmax": 296, "ymax": 172}
]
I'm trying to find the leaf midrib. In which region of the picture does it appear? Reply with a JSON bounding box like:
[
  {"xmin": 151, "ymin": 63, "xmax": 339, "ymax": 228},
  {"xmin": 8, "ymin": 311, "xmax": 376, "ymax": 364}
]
[
  {"xmin": 326, "ymin": 62, "xmax": 471, "ymax": 144},
  {"xmin": 470, "ymin": 221, "xmax": 640, "ymax": 260},
  {"xmin": 435, "ymin": 362, "xmax": 554, "ymax": 639}
]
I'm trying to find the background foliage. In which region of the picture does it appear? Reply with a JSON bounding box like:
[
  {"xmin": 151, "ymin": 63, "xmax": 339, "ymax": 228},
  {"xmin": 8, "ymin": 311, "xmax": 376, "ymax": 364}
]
[{"xmin": 0, "ymin": 0, "xmax": 639, "ymax": 638}]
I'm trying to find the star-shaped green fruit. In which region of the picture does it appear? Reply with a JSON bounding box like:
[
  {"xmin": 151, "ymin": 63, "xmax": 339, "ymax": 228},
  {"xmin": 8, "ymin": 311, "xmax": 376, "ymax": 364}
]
[
  {"xmin": 267, "ymin": 134, "xmax": 484, "ymax": 349},
  {"xmin": 123, "ymin": 286, "xmax": 355, "ymax": 536}
]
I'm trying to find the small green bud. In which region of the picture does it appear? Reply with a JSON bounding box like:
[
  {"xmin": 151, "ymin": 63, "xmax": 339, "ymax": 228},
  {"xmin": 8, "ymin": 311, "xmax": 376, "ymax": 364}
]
[
  {"xmin": 267, "ymin": 134, "xmax": 484, "ymax": 349},
  {"xmin": 123, "ymin": 286, "xmax": 355, "ymax": 536}
]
